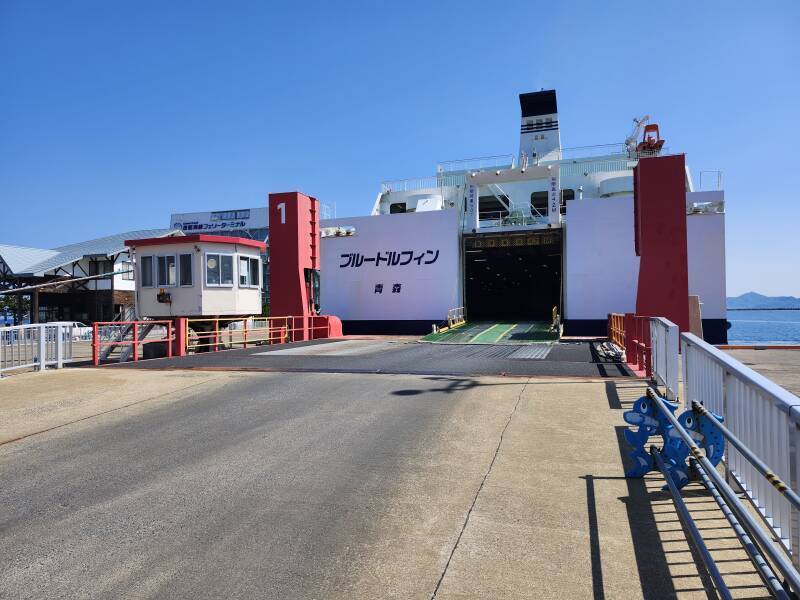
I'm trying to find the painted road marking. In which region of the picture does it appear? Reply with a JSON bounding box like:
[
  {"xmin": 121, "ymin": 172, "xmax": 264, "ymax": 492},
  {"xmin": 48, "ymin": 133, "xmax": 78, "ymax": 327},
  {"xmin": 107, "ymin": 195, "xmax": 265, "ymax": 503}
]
[
  {"xmin": 493, "ymin": 323, "xmax": 519, "ymax": 343},
  {"xmin": 467, "ymin": 323, "xmax": 501, "ymax": 343},
  {"xmin": 471, "ymin": 323, "xmax": 518, "ymax": 344}
]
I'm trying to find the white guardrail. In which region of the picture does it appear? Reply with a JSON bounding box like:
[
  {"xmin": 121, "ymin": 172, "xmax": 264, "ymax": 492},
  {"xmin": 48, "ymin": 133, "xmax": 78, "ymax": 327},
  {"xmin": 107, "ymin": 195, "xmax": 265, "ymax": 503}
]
[
  {"xmin": 0, "ymin": 323, "xmax": 75, "ymax": 376},
  {"xmin": 650, "ymin": 317, "xmax": 680, "ymax": 401},
  {"xmin": 681, "ymin": 332, "xmax": 800, "ymax": 564}
]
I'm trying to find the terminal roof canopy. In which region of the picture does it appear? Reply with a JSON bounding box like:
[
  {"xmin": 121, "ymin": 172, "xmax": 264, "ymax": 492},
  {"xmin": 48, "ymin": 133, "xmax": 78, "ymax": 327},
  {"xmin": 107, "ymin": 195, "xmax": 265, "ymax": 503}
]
[{"xmin": 0, "ymin": 228, "xmax": 181, "ymax": 278}]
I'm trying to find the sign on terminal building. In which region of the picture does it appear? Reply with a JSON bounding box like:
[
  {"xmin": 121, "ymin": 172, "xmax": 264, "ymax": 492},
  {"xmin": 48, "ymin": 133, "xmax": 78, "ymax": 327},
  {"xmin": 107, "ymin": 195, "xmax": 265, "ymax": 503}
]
[{"xmin": 170, "ymin": 208, "xmax": 268, "ymax": 234}]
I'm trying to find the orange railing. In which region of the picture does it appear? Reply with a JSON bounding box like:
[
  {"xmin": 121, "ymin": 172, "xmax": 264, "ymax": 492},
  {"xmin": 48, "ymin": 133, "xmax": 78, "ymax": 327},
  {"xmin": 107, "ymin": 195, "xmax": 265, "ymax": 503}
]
[
  {"xmin": 92, "ymin": 320, "xmax": 174, "ymax": 366},
  {"xmin": 185, "ymin": 315, "xmax": 335, "ymax": 353},
  {"xmin": 607, "ymin": 312, "xmax": 652, "ymax": 377},
  {"xmin": 608, "ymin": 313, "xmax": 625, "ymax": 348}
]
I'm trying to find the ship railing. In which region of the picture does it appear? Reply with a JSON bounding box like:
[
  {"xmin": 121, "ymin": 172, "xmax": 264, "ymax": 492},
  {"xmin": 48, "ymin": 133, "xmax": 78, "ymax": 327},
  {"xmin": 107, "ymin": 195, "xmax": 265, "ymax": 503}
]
[
  {"xmin": 0, "ymin": 323, "xmax": 76, "ymax": 376},
  {"xmin": 436, "ymin": 154, "xmax": 515, "ymax": 173},
  {"xmin": 478, "ymin": 210, "xmax": 549, "ymax": 229},
  {"xmin": 555, "ymin": 143, "xmax": 627, "ymax": 160},
  {"xmin": 380, "ymin": 172, "xmax": 466, "ymax": 193},
  {"xmin": 446, "ymin": 307, "xmax": 466, "ymax": 329},
  {"xmin": 547, "ymin": 145, "xmax": 671, "ymax": 162},
  {"xmin": 681, "ymin": 332, "xmax": 800, "ymax": 564},
  {"xmin": 381, "ymin": 148, "xmax": 678, "ymax": 194},
  {"xmin": 698, "ymin": 170, "xmax": 724, "ymax": 191},
  {"xmin": 540, "ymin": 147, "xmax": 673, "ymax": 176},
  {"xmin": 320, "ymin": 202, "xmax": 336, "ymax": 220}
]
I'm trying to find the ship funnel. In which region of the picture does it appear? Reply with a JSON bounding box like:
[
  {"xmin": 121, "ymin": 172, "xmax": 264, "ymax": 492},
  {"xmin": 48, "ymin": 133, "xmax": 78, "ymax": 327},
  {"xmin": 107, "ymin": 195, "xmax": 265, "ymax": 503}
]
[{"xmin": 519, "ymin": 90, "xmax": 561, "ymax": 164}]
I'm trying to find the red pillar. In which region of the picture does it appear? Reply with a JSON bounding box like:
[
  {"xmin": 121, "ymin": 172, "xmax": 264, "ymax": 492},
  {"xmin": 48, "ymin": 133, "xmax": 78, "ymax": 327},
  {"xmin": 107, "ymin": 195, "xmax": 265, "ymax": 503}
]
[
  {"xmin": 92, "ymin": 323, "xmax": 99, "ymax": 366},
  {"xmin": 173, "ymin": 317, "xmax": 187, "ymax": 357},
  {"xmin": 633, "ymin": 155, "xmax": 690, "ymax": 332},
  {"xmin": 132, "ymin": 324, "xmax": 139, "ymax": 362},
  {"xmin": 268, "ymin": 192, "xmax": 320, "ymax": 341}
]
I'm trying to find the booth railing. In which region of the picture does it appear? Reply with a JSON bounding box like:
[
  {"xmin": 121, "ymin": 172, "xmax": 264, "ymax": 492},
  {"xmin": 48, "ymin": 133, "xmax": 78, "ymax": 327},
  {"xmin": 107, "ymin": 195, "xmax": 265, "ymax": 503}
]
[
  {"xmin": 185, "ymin": 316, "xmax": 333, "ymax": 353},
  {"xmin": 92, "ymin": 321, "xmax": 174, "ymax": 366}
]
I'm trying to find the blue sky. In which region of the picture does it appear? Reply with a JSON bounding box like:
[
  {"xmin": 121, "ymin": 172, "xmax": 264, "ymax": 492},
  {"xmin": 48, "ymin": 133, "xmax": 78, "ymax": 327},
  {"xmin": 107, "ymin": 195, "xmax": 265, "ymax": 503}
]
[{"xmin": 1, "ymin": 1, "xmax": 798, "ymax": 296}]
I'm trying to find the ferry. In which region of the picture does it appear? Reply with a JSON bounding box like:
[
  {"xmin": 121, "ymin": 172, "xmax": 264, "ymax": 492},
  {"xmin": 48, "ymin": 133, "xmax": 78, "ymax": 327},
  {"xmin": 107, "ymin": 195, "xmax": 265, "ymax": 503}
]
[{"xmin": 319, "ymin": 90, "xmax": 727, "ymax": 343}]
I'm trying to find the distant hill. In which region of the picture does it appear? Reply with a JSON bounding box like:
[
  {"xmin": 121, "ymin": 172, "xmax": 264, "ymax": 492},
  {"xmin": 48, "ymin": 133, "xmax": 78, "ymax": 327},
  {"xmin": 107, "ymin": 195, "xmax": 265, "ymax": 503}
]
[{"xmin": 727, "ymin": 292, "xmax": 800, "ymax": 309}]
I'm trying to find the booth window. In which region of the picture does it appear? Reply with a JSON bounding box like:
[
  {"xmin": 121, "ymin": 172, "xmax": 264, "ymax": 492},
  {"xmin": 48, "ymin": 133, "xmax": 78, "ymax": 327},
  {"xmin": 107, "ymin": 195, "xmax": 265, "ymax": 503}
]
[
  {"xmin": 179, "ymin": 254, "xmax": 193, "ymax": 286},
  {"xmin": 140, "ymin": 256, "xmax": 154, "ymax": 287},
  {"xmin": 156, "ymin": 255, "xmax": 177, "ymax": 287},
  {"xmin": 206, "ymin": 253, "xmax": 234, "ymax": 286},
  {"xmin": 248, "ymin": 257, "xmax": 260, "ymax": 288},
  {"xmin": 238, "ymin": 256, "xmax": 261, "ymax": 288},
  {"xmin": 238, "ymin": 257, "xmax": 250, "ymax": 286}
]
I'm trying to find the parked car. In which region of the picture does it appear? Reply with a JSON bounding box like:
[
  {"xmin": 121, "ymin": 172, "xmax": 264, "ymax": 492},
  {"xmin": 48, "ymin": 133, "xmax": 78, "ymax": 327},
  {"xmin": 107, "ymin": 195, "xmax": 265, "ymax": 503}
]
[{"xmin": 50, "ymin": 321, "xmax": 93, "ymax": 340}]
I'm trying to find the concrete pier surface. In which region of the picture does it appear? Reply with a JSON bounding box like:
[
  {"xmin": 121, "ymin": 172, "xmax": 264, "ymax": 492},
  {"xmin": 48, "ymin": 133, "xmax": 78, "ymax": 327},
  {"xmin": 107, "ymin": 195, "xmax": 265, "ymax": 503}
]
[
  {"xmin": 0, "ymin": 341, "xmax": 773, "ymax": 599},
  {"xmin": 724, "ymin": 348, "xmax": 800, "ymax": 397}
]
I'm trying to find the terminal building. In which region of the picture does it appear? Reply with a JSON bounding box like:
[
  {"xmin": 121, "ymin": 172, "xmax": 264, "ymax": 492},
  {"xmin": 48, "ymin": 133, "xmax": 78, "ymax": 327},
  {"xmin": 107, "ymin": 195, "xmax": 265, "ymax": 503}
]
[{"xmin": 0, "ymin": 229, "xmax": 180, "ymax": 324}]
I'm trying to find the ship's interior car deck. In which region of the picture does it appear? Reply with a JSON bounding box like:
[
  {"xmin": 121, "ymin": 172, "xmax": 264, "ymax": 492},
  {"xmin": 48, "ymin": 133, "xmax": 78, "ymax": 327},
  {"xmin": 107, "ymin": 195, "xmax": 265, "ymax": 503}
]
[{"xmin": 464, "ymin": 234, "xmax": 562, "ymax": 322}]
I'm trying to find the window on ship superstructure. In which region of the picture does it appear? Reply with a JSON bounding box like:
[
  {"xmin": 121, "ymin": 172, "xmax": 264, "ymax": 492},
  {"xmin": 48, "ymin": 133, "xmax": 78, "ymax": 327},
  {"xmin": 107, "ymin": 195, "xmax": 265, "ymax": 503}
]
[
  {"xmin": 478, "ymin": 196, "xmax": 510, "ymax": 221},
  {"xmin": 389, "ymin": 203, "xmax": 407, "ymax": 214},
  {"xmin": 561, "ymin": 189, "xmax": 574, "ymax": 215},
  {"xmin": 531, "ymin": 191, "xmax": 548, "ymax": 216}
]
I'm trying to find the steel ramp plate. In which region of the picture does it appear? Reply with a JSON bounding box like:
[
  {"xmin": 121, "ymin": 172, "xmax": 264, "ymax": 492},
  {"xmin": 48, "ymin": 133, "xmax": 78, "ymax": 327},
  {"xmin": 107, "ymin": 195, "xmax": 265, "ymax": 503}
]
[{"xmin": 507, "ymin": 344, "xmax": 553, "ymax": 360}]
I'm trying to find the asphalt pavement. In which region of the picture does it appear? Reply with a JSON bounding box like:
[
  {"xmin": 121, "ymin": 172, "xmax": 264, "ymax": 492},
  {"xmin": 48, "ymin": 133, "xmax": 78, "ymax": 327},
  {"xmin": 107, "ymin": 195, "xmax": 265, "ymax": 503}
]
[
  {"xmin": 1, "ymin": 341, "xmax": 741, "ymax": 599},
  {"xmin": 0, "ymin": 371, "xmax": 526, "ymax": 598}
]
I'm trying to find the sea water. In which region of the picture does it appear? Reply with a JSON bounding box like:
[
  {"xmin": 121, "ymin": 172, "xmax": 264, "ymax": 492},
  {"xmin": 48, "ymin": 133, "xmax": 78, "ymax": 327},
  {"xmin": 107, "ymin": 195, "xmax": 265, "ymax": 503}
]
[{"xmin": 727, "ymin": 310, "xmax": 800, "ymax": 345}]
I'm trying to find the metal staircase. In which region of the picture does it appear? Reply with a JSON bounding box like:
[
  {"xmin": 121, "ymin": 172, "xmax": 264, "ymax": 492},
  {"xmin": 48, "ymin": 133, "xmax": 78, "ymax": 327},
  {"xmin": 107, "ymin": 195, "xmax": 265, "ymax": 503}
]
[
  {"xmin": 118, "ymin": 321, "xmax": 157, "ymax": 362},
  {"xmin": 97, "ymin": 306, "xmax": 141, "ymax": 362}
]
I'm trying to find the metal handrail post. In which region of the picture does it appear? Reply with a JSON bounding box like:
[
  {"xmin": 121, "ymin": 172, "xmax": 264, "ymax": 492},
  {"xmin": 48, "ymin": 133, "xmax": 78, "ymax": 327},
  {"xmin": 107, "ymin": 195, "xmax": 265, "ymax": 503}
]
[
  {"xmin": 651, "ymin": 447, "xmax": 732, "ymax": 600},
  {"xmin": 37, "ymin": 324, "xmax": 46, "ymax": 371},
  {"xmin": 55, "ymin": 325, "xmax": 63, "ymax": 369},
  {"xmin": 691, "ymin": 457, "xmax": 788, "ymax": 598}
]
